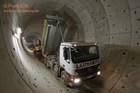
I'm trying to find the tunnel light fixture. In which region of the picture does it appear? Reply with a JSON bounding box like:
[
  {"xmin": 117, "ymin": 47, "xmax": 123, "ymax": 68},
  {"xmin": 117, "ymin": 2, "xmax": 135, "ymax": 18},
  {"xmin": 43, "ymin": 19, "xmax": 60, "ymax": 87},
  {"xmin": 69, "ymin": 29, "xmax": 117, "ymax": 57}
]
[
  {"xmin": 17, "ymin": 27, "xmax": 22, "ymax": 35},
  {"xmin": 13, "ymin": 27, "xmax": 22, "ymax": 39}
]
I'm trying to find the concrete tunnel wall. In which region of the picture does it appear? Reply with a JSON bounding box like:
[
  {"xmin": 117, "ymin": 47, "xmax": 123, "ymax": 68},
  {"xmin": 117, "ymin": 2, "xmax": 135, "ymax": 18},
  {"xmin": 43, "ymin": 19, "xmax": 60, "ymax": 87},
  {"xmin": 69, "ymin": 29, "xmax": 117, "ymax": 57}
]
[{"xmin": 0, "ymin": 0, "xmax": 140, "ymax": 93}]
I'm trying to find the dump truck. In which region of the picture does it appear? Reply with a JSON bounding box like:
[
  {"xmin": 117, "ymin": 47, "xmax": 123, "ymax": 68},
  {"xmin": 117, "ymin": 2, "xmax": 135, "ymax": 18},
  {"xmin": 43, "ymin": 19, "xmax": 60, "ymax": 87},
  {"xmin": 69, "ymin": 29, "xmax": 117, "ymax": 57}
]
[{"xmin": 41, "ymin": 15, "xmax": 101, "ymax": 86}]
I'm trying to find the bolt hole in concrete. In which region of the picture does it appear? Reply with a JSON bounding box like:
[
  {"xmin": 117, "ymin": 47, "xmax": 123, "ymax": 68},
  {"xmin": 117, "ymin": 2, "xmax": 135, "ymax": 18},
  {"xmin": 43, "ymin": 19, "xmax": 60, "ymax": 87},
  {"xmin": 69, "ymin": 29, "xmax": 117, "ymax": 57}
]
[
  {"xmin": 125, "ymin": 75, "xmax": 128, "ymax": 77},
  {"xmin": 122, "ymin": 86, "xmax": 125, "ymax": 88},
  {"xmin": 137, "ymin": 19, "xmax": 140, "ymax": 21},
  {"xmin": 136, "ymin": 42, "xmax": 139, "ymax": 45},
  {"xmin": 134, "ymin": 11, "xmax": 137, "ymax": 14},
  {"xmin": 122, "ymin": 52, "xmax": 126, "ymax": 55},
  {"xmin": 123, "ymin": 10, "xmax": 126, "ymax": 13},
  {"xmin": 112, "ymin": 24, "xmax": 115, "ymax": 27}
]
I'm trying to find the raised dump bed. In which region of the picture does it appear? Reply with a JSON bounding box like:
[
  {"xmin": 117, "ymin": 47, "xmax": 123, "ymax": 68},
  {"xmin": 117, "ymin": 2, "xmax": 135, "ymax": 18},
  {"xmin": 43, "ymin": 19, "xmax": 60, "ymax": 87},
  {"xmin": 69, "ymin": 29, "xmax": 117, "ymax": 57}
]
[{"xmin": 41, "ymin": 15, "xmax": 68, "ymax": 54}]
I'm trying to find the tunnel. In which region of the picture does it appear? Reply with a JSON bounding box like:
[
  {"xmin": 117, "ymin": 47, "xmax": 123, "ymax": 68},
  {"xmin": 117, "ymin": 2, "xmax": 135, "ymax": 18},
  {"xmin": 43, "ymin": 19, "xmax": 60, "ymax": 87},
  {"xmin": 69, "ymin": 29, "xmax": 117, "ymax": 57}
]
[{"xmin": 0, "ymin": 0, "xmax": 140, "ymax": 93}]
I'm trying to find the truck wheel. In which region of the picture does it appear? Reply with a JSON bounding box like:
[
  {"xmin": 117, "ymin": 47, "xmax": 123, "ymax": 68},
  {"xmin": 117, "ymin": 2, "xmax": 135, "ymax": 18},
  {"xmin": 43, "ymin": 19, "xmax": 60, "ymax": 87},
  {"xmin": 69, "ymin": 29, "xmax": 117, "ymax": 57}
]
[
  {"xmin": 54, "ymin": 65, "xmax": 59, "ymax": 77},
  {"xmin": 44, "ymin": 59, "xmax": 50, "ymax": 69},
  {"xmin": 46, "ymin": 62, "xmax": 50, "ymax": 69},
  {"xmin": 61, "ymin": 71, "xmax": 69, "ymax": 87}
]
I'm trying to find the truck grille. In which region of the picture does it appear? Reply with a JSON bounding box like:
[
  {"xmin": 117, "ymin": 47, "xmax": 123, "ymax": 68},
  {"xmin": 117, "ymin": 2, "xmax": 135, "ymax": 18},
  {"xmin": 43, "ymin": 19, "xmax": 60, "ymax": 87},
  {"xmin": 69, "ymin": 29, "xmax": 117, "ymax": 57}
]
[{"xmin": 75, "ymin": 64, "xmax": 99, "ymax": 77}]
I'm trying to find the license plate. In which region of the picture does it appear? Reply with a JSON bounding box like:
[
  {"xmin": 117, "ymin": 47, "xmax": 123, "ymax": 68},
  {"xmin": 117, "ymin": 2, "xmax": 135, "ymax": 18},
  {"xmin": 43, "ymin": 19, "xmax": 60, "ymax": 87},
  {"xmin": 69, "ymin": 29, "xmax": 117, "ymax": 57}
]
[{"xmin": 87, "ymin": 74, "xmax": 94, "ymax": 79}]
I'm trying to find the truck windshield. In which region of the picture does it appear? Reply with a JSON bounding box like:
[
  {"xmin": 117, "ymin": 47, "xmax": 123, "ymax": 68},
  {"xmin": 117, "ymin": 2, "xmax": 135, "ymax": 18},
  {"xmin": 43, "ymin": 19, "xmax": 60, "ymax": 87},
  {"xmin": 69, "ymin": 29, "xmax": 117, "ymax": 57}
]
[{"xmin": 71, "ymin": 46, "xmax": 99, "ymax": 63}]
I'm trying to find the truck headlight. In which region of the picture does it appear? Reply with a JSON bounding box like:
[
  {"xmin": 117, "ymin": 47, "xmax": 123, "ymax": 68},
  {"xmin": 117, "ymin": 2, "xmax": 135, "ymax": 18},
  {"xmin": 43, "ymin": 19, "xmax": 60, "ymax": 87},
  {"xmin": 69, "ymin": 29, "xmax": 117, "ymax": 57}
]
[
  {"xmin": 74, "ymin": 78, "xmax": 81, "ymax": 83},
  {"xmin": 97, "ymin": 71, "xmax": 101, "ymax": 75}
]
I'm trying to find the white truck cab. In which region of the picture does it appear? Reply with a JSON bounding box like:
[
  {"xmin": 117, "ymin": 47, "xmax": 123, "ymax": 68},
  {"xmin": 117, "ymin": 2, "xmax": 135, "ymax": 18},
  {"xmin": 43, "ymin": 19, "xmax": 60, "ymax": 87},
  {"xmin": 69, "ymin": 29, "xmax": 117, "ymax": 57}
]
[
  {"xmin": 41, "ymin": 15, "xmax": 101, "ymax": 87},
  {"xmin": 59, "ymin": 42, "xmax": 100, "ymax": 86}
]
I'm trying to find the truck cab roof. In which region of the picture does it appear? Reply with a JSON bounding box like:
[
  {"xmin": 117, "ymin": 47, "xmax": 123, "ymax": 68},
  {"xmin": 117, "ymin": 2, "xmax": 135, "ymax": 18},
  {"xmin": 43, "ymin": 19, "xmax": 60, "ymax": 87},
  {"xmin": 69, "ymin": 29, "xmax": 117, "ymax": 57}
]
[{"xmin": 60, "ymin": 42, "xmax": 97, "ymax": 47}]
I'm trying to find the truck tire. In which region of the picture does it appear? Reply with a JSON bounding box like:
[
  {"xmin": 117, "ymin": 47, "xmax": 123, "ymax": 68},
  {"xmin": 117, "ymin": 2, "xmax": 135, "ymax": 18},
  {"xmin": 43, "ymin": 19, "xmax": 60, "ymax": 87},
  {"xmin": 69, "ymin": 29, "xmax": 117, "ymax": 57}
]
[
  {"xmin": 44, "ymin": 58, "xmax": 50, "ymax": 69},
  {"xmin": 46, "ymin": 62, "xmax": 50, "ymax": 69},
  {"xmin": 61, "ymin": 71, "xmax": 69, "ymax": 87},
  {"xmin": 54, "ymin": 65, "xmax": 59, "ymax": 77}
]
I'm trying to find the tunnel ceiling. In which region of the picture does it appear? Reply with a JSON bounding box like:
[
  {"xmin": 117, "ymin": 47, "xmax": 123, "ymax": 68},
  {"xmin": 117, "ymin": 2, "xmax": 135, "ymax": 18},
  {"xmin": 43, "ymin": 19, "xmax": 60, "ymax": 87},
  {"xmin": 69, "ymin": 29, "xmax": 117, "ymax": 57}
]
[{"xmin": 15, "ymin": 0, "xmax": 105, "ymax": 42}]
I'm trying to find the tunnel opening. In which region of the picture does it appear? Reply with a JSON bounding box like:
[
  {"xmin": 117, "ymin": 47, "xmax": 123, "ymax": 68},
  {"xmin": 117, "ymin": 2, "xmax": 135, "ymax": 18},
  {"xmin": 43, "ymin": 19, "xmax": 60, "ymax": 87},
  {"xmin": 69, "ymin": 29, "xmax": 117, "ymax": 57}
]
[{"xmin": 21, "ymin": 1, "xmax": 86, "ymax": 57}]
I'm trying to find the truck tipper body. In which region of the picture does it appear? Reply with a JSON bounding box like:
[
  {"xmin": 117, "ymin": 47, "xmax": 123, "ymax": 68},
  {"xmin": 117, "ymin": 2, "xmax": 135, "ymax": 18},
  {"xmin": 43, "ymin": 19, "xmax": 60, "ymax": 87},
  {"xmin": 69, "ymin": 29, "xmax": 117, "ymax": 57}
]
[{"xmin": 41, "ymin": 15, "xmax": 101, "ymax": 86}]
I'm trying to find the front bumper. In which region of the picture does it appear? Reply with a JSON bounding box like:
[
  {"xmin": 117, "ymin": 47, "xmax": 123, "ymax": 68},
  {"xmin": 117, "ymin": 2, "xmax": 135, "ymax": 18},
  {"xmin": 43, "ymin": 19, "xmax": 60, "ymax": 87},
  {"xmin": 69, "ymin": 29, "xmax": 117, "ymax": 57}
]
[{"xmin": 67, "ymin": 71, "xmax": 101, "ymax": 87}]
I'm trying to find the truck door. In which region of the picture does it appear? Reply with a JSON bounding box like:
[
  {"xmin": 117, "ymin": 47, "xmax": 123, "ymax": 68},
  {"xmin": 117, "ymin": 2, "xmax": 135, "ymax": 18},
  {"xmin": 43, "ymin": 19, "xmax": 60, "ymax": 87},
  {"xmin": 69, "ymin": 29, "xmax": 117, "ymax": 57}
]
[{"xmin": 60, "ymin": 46, "xmax": 73, "ymax": 75}]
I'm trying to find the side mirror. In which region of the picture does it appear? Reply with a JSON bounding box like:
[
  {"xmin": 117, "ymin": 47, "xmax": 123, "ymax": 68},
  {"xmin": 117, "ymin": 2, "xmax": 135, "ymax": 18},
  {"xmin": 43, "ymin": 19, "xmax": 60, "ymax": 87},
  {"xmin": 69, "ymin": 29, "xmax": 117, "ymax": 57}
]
[{"xmin": 63, "ymin": 47, "xmax": 67, "ymax": 60}]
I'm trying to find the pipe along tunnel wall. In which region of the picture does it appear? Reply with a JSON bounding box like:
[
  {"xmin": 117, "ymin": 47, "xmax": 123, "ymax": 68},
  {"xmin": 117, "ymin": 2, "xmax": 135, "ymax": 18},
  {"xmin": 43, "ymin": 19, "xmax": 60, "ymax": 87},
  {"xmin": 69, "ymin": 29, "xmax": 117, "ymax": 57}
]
[{"xmin": 0, "ymin": 0, "xmax": 140, "ymax": 93}]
